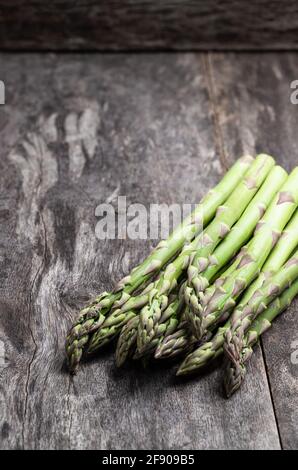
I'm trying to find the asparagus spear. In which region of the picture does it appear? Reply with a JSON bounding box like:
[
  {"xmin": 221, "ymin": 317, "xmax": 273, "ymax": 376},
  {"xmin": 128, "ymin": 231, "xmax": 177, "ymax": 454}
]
[
  {"xmin": 224, "ymin": 274, "xmax": 298, "ymax": 397},
  {"xmin": 115, "ymin": 287, "xmax": 184, "ymax": 366},
  {"xmin": 186, "ymin": 165, "xmax": 287, "ymax": 297},
  {"xmin": 184, "ymin": 165, "xmax": 287, "ymax": 334},
  {"xmin": 188, "ymin": 168, "xmax": 298, "ymax": 340},
  {"xmin": 241, "ymin": 279, "xmax": 298, "ymax": 360},
  {"xmin": 224, "ymin": 209, "xmax": 298, "ymax": 366},
  {"xmin": 134, "ymin": 298, "xmax": 183, "ymax": 360},
  {"xmin": 156, "ymin": 248, "xmax": 264, "ymax": 362},
  {"xmin": 87, "ymin": 156, "xmax": 272, "ymax": 357},
  {"xmin": 148, "ymin": 165, "xmax": 286, "ymax": 358},
  {"xmin": 66, "ymin": 156, "xmax": 253, "ymax": 372},
  {"xmin": 154, "ymin": 322, "xmax": 196, "ymax": 360},
  {"xmin": 177, "ymin": 207, "xmax": 298, "ymax": 376},
  {"xmin": 150, "ymin": 251, "xmax": 246, "ymax": 360},
  {"xmin": 126, "ymin": 304, "xmax": 220, "ymax": 363},
  {"xmin": 224, "ymin": 252, "xmax": 298, "ymax": 397},
  {"xmin": 135, "ymin": 155, "xmax": 275, "ymax": 355},
  {"xmin": 115, "ymin": 315, "xmax": 139, "ymax": 367},
  {"xmin": 142, "ymin": 263, "xmax": 238, "ymax": 361},
  {"xmin": 225, "ymin": 249, "xmax": 298, "ymax": 363},
  {"xmin": 154, "ymin": 317, "xmax": 227, "ymax": 360},
  {"xmin": 87, "ymin": 229, "xmax": 238, "ymax": 356}
]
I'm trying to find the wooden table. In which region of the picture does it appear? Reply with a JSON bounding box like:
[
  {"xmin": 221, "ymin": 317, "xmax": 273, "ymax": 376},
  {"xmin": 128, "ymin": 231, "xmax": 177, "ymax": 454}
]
[{"xmin": 0, "ymin": 52, "xmax": 298, "ymax": 450}]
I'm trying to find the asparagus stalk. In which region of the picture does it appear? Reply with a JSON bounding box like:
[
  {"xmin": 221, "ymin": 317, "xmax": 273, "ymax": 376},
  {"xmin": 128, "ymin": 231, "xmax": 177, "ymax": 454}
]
[
  {"xmin": 151, "ymin": 165, "xmax": 286, "ymax": 359},
  {"xmin": 187, "ymin": 155, "xmax": 276, "ymax": 292},
  {"xmin": 177, "ymin": 206, "xmax": 298, "ymax": 376},
  {"xmin": 153, "ymin": 252, "xmax": 246, "ymax": 360},
  {"xmin": 187, "ymin": 165, "xmax": 287, "ymax": 296},
  {"xmin": 136, "ymin": 155, "xmax": 275, "ymax": 355},
  {"xmin": 224, "ymin": 209, "xmax": 298, "ymax": 366},
  {"xmin": 184, "ymin": 165, "xmax": 287, "ymax": 334},
  {"xmin": 133, "ymin": 296, "xmax": 183, "ymax": 360},
  {"xmin": 160, "ymin": 248, "xmax": 265, "ymax": 362},
  {"xmin": 154, "ymin": 317, "xmax": 225, "ymax": 360},
  {"xmin": 66, "ymin": 156, "xmax": 253, "ymax": 372},
  {"xmin": 88, "ymin": 157, "xmax": 271, "ymax": 357},
  {"xmin": 242, "ymin": 278, "xmax": 298, "ymax": 359},
  {"xmin": 239, "ymin": 208, "xmax": 298, "ymax": 306},
  {"xmin": 102, "ymin": 192, "xmax": 257, "ymax": 365},
  {"xmin": 115, "ymin": 315, "xmax": 139, "ymax": 367},
  {"xmin": 154, "ymin": 322, "xmax": 196, "ymax": 360},
  {"xmin": 225, "ymin": 249, "xmax": 298, "ymax": 363},
  {"xmin": 188, "ymin": 168, "xmax": 298, "ymax": 340},
  {"xmin": 88, "ymin": 226, "xmax": 240, "ymax": 356},
  {"xmin": 144, "ymin": 263, "xmax": 238, "ymax": 361},
  {"xmin": 224, "ymin": 252, "xmax": 298, "ymax": 397},
  {"xmin": 175, "ymin": 248, "xmax": 257, "ymax": 370},
  {"xmin": 115, "ymin": 287, "xmax": 184, "ymax": 365},
  {"xmin": 224, "ymin": 274, "xmax": 298, "ymax": 397}
]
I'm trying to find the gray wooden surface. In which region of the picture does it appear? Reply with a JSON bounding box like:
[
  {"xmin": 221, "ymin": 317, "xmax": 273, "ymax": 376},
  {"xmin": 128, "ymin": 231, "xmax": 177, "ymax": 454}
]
[
  {"xmin": 0, "ymin": 52, "xmax": 297, "ymax": 450},
  {"xmin": 1, "ymin": 1, "xmax": 298, "ymax": 51}
]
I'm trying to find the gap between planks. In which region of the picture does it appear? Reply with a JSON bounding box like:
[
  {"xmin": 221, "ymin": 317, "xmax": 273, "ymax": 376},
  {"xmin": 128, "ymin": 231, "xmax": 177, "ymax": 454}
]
[
  {"xmin": 202, "ymin": 51, "xmax": 283, "ymax": 449},
  {"xmin": 201, "ymin": 53, "xmax": 228, "ymax": 171}
]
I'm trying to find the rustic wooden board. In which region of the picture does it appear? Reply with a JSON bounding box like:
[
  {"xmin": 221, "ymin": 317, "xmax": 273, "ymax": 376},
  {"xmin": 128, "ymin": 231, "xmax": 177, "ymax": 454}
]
[
  {"xmin": 210, "ymin": 51, "xmax": 298, "ymax": 449},
  {"xmin": 0, "ymin": 53, "xmax": 281, "ymax": 450},
  {"xmin": 1, "ymin": 1, "xmax": 298, "ymax": 51}
]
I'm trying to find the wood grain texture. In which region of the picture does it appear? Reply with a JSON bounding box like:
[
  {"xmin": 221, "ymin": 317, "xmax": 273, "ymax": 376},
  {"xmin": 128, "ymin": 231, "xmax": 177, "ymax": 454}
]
[
  {"xmin": 1, "ymin": 1, "xmax": 298, "ymax": 51},
  {"xmin": 206, "ymin": 52, "xmax": 298, "ymax": 172},
  {"xmin": 0, "ymin": 53, "xmax": 280, "ymax": 450},
  {"xmin": 210, "ymin": 51, "xmax": 298, "ymax": 450}
]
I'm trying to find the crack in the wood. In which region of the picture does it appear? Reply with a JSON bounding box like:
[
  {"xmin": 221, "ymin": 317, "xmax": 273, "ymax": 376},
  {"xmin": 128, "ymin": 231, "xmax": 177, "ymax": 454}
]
[
  {"xmin": 66, "ymin": 378, "xmax": 73, "ymax": 449},
  {"xmin": 260, "ymin": 339, "xmax": 283, "ymax": 449},
  {"xmin": 21, "ymin": 211, "xmax": 47, "ymax": 449},
  {"xmin": 201, "ymin": 53, "xmax": 228, "ymax": 171}
]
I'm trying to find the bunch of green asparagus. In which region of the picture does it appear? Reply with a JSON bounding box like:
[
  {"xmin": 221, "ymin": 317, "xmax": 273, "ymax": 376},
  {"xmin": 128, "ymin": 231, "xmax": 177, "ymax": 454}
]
[{"xmin": 66, "ymin": 154, "xmax": 298, "ymax": 397}]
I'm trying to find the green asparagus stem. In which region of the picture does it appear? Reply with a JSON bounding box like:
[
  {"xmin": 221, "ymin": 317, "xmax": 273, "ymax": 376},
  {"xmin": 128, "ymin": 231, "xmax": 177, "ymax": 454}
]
[
  {"xmin": 134, "ymin": 297, "xmax": 183, "ymax": 360},
  {"xmin": 177, "ymin": 206, "xmax": 298, "ymax": 376},
  {"xmin": 66, "ymin": 156, "xmax": 253, "ymax": 372},
  {"xmin": 155, "ymin": 248, "xmax": 257, "ymax": 361},
  {"xmin": 187, "ymin": 165, "xmax": 287, "ymax": 295},
  {"xmin": 226, "ymin": 249, "xmax": 298, "ymax": 364},
  {"xmin": 154, "ymin": 317, "xmax": 224, "ymax": 360},
  {"xmin": 224, "ymin": 252, "xmax": 298, "ymax": 397},
  {"xmin": 136, "ymin": 155, "xmax": 275, "ymax": 355},
  {"xmin": 243, "ymin": 278, "xmax": 298, "ymax": 358},
  {"xmin": 154, "ymin": 322, "xmax": 196, "ymax": 360},
  {"xmin": 159, "ymin": 165, "xmax": 286, "ymax": 360},
  {"xmin": 154, "ymin": 253, "xmax": 247, "ymax": 360},
  {"xmin": 115, "ymin": 315, "xmax": 139, "ymax": 367},
  {"xmin": 88, "ymin": 157, "xmax": 266, "ymax": 357},
  {"xmin": 115, "ymin": 287, "xmax": 184, "ymax": 365},
  {"xmin": 87, "ymin": 220, "xmax": 242, "ymax": 356},
  {"xmin": 187, "ymin": 156, "xmax": 277, "ymax": 291},
  {"xmin": 97, "ymin": 164, "xmax": 260, "ymax": 364},
  {"xmin": 184, "ymin": 164, "xmax": 286, "ymax": 335},
  {"xmin": 187, "ymin": 167, "xmax": 298, "ymax": 341},
  {"xmin": 224, "ymin": 209, "xmax": 298, "ymax": 366},
  {"xmin": 223, "ymin": 276, "xmax": 298, "ymax": 397}
]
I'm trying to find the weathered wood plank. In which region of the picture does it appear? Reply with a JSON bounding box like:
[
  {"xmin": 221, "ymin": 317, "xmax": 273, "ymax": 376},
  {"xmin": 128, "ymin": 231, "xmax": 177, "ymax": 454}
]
[
  {"xmin": 1, "ymin": 1, "xmax": 298, "ymax": 51},
  {"xmin": 210, "ymin": 51, "xmax": 298, "ymax": 449},
  {"xmin": 262, "ymin": 298, "xmax": 298, "ymax": 450},
  {"xmin": 0, "ymin": 53, "xmax": 280, "ymax": 450}
]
